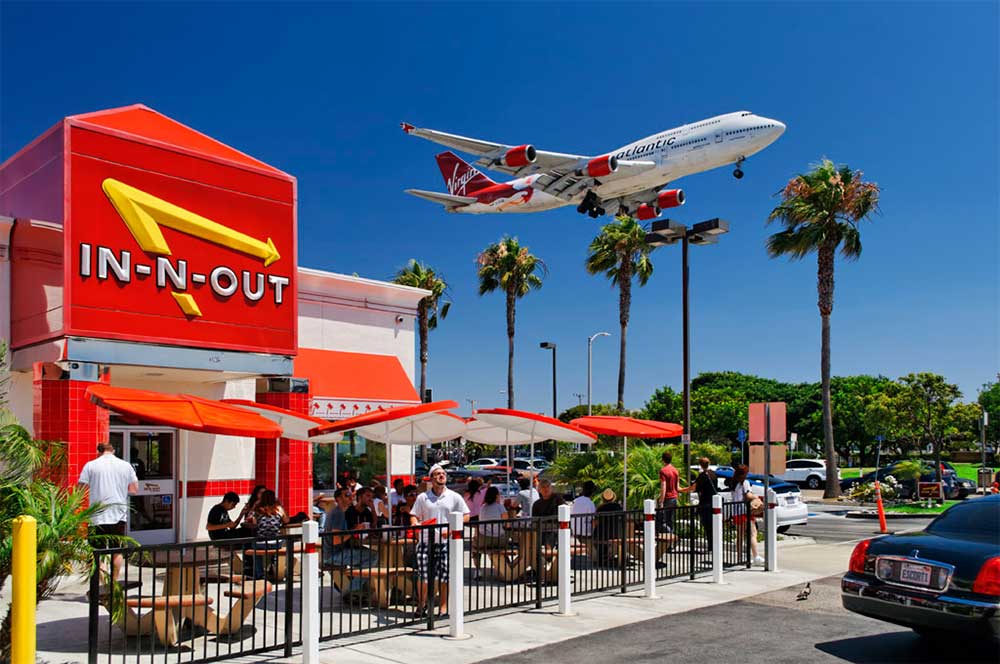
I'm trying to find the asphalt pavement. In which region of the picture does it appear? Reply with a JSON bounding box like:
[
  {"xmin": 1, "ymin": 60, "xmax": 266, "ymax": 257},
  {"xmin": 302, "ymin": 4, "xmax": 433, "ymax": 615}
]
[
  {"xmin": 476, "ymin": 575, "xmax": 1000, "ymax": 664},
  {"xmin": 788, "ymin": 494, "xmax": 934, "ymax": 543}
]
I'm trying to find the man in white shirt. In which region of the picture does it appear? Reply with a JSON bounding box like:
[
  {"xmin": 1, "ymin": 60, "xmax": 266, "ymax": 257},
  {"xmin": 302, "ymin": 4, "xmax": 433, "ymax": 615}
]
[
  {"xmin": 516, "ymin": 477, "xmax": 539, "ymax": 517},
  {"xmin": 410, "ymin": 464, "xmax": 469, "ymax": 616},
  {"xmin": 571, "ymin": 480, "xmax": 597, "ymax": 537},
  {"xmin": 78, "ymin": 442, "xmax": 139, "ymax": 581}
]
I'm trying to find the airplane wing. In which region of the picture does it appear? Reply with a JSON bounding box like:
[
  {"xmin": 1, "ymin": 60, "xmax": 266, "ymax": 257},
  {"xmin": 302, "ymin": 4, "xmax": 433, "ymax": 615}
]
[
  {"xmin": 402, "ymin": 122, "xmax": 658, "ymax": 202},
  {"xmin": 404, "ymin": 188, "xmax": 476, "ymax": 209}
]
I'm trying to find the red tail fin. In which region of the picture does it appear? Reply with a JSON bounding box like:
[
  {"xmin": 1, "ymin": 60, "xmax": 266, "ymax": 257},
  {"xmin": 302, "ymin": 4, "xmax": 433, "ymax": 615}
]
[{"xmin": 435, "ymin": 151, "xmax": 495, "ymax": 196}]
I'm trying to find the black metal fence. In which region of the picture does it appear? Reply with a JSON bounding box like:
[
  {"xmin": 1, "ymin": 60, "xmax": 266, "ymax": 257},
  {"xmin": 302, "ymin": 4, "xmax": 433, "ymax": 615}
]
[
  {"xmin": 722, "ymin": 500, "xmax": 753, "ymax": 569},
  {"xmin": 87, "ymin": 534, "xmax": 301, "ymax": 664},
  {"xmin": 316, "ymin": 521, "xmax": 447, "ymax": 639},
  {"xmin": 568, "ymin": 509, "xmax": 646, "ymax": 596}
]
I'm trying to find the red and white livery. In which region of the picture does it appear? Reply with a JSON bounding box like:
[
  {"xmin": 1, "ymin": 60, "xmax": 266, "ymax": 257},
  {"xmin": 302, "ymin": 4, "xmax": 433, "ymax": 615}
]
[{"xmin": 402, "ymin": 111, "xmax": 785, "ymax": 218}]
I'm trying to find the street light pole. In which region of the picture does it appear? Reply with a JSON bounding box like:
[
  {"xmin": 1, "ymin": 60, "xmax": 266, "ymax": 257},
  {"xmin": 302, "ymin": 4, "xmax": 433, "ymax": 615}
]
[
  {"xmin": 646, "ymin": 218, "xmax": 730, "ymax": 486},
  {"xmin": 466, "ymin": 398, "xmax": 478, "ymax": 415},
  {"xmin": 587, "ymin": 332, "xmax": 611, "ymax": 416},
  {"xmin": 573, "ymin": 393, "xmax": 584, "ymax": 406},
  {"xmin": 540, "ymin": 342, "xmax": 558, "ymax": 458}
]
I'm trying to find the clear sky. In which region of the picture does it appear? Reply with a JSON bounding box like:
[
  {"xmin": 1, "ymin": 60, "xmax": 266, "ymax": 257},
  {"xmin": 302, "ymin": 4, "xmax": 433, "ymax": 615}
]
[{"xmin": 2, "ymin": 1, "xmax": 997, "ymax": 415}]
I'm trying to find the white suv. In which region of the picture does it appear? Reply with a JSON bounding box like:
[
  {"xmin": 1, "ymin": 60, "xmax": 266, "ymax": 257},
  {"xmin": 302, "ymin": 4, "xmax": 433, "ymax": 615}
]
[{"xmin": 779, "ymin": 459, "xmax": 839, "ymax": 489}]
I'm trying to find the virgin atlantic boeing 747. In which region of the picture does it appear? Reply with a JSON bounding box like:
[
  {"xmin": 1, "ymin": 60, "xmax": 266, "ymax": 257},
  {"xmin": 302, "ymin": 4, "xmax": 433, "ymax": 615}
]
[{"xmin": 403, "ymin": 111, "xmax": 784, "ymax": 219}]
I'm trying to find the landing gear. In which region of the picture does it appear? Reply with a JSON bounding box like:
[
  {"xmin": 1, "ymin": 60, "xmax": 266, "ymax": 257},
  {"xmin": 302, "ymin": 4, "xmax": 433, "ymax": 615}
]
[
  {"xmin": 577, "ymin": 191, "xmax": 606, "ymax": 218},
  {"xmin": 733, "ymin": 156, "xmax": 745, "ymax": 179}
]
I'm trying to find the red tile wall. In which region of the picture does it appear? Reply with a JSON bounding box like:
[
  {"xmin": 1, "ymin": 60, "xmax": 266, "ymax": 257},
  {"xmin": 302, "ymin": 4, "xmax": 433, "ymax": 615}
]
[
  {"xmin": 182, "ymin": 479, "xmax": 256, "ymax": 497},
  {"xmin": 255, "ymin": 390, "xmax": 312, "ymax": 517},
  {"xmin": 33, "ymin": 370, "xmax": 110, "ymax": 486}
]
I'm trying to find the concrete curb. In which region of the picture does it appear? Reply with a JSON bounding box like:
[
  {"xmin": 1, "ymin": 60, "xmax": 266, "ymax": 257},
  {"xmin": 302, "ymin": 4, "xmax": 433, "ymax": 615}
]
[{"xmin": 845, "ymin": 510, "xmax": 936, "ymax": 520}]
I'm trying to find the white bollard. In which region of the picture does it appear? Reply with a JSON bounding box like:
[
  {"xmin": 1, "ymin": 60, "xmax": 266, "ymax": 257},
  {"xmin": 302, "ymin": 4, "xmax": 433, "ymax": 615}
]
[
  {"xmin": 557, "ymin": 504, "xmax": 574, "ymax": 615},
  {"xmin": 301, "ymin": 520, "xmax": 320, "ymax": 664},
  {"xmin": 711, "ymin": 494, "xmax": 724, "ymax": 584},
  {"xmin": 445, "ymin": 511, "xmax": 471, "ymax": 639},
  {"xmin": 766, "ymin": 489, "xmax": 778, "ymax": 572},
  {"xmin": 643, "ymin": 499, "xmax": 658, "ymax": 599}
]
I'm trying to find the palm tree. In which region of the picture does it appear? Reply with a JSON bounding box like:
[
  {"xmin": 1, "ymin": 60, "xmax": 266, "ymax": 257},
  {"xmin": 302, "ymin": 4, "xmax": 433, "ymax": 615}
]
[
  {"xmin": 476, "ymin": 236, "xmax": 546, "ymax": 408},
  {"xmin": 767, "ymin": 159, "xmax": 880, "ymax": 498},
  {"xmin": 392, "ymin": 260, "xmax": 452, "ymax": 402},
  {"xmin": 586, "ymin": 215, "xmax": 654, "ymax": 411}
]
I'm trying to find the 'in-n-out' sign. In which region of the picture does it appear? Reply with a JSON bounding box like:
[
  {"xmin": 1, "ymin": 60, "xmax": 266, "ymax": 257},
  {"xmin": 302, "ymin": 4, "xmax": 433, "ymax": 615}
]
[{"xmin": 87, "ymin": 178, "xmax": 292, "ymax": 318}]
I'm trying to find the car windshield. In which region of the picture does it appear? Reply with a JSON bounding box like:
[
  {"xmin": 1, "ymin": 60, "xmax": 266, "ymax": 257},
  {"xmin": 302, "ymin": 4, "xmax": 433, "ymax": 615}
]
[{"xmin": 926, "ymin": 500, "xmax": 1000, "ymax": 541}]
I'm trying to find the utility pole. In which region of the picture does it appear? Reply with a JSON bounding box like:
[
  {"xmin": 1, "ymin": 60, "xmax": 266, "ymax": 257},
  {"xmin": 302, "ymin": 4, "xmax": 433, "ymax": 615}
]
[{"xmin": 573, "ymin": 393, "xmax": 585, "ymax": 407}]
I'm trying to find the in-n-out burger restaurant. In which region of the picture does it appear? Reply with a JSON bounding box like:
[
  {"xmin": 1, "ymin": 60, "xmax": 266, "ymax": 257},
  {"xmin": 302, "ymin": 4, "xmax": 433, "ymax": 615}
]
[{"xmin": 0, "ymin": 105, "xmax": 425, "ymax": 544}]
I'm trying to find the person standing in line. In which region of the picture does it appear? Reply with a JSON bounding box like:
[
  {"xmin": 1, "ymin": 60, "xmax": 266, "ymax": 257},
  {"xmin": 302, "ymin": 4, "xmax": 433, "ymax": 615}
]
[
  {"xmin": 657, "ymin": 451, "xmax": 681, "ymax": 533},
  {"xmin": 409, "ymin": 464, "xmax": 470, "ymax": 617},
  {"xmin": 78, "ymin": 442, "xmax": 139, "ymax": 582},
  {"xmin": 680, "ymin": 457, "xmax": 718, "ymax": 547},
  {"xmin": 728, "ymin": 465, "xmax": 763, "ymax": 565},
  {"xmin": 571, "ymin": 481, "xmax": 597, "ymax": 537}
]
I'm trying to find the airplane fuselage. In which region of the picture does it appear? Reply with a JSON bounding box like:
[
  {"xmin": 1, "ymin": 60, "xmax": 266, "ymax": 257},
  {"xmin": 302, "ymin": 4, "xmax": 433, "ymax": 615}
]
[{"xmin": 455, "ymin": 110, "xmax": 784, "ymax": 214}]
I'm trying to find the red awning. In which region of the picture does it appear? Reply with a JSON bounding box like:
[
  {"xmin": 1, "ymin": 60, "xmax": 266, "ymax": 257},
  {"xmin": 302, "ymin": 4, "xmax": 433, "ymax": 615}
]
[
  {"xmin": 293, "ymin": 348, "xmax": 420, "ymax": 419},
  {"xmin": 87, "ymin": 384, "xmax": 283, "ymax": 438},
  {"xmin": 570, "ymin": 416, "xmax": 683, "ymax": 439}
]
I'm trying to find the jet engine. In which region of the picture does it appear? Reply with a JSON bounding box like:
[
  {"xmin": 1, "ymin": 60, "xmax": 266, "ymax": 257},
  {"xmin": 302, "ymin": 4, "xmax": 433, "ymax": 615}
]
[
  {"xmin": 656, "ymin": 189, "xmax": 685, "ymax": 209},
  {"xmin": 585, "ymin": 155, "xmax": 619, "ymax": 178},
  {"xmin": 635, "ymin": 204, "xmax": 659, "ymax": 221},
  {"xmin": 501, "ymin": 145, "xmax": 537, "ymax": 168}
]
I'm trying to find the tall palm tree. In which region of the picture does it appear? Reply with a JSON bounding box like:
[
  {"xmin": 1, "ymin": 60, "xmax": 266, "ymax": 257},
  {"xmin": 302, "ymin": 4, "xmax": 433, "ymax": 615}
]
[
  {"xmin": 476, "ymin": 236, "xmax": 546, "ymax": 408},
  {"xmin": 586, "ymin": 215, "xmax": 654, "ymax": 411},
  {"xmin": 392, "ymin": 260, "xmax": 451, "ymax": 402},
  {"xmin": 767, "ymin": 159, "xmax": 880, "ymax": 498}
]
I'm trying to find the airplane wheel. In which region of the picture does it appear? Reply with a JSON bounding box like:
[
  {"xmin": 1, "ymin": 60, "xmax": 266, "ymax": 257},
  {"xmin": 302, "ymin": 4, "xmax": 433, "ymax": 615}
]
[
  {"xmin": 577, "ymin": 203, "xmax": 589, "ymax": 214},
  {"xmin": 596, "ymin": 207, "xmax": 606, "ymax": 216},
  {"xmin": 733, "ymin": 168, "xmax": 744, "ymax": 179},
  {"xmin": 588, "ymin": 209, "xmax": 599, "ymax": 218}
]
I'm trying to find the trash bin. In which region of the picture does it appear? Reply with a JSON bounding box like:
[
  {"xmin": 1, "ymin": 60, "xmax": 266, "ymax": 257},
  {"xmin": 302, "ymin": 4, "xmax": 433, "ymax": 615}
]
[{"xmin": 978, "ymin": 467, "xmax": 994, "ymax": 493}]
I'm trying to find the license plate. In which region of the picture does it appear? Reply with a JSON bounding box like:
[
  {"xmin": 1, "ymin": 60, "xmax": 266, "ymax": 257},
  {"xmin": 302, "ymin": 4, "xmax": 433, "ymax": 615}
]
[
  {"xmin": 786, "ymin": 496, "xmax": 797, "ymax": 504},
  {"xmin": 899, "ymin": 562, "xmax": 933, "ymax": 587}
]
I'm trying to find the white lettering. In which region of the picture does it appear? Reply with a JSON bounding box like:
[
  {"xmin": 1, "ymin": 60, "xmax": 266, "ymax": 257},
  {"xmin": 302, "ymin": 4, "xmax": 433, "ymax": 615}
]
[
  {"xmin": 156, "ymin": 257, "xmax": 187, "ymax": 289},
  {"xmin": 242, "ymin": 270, "xmax": 264, "ymax": 301},
  {"xmin": 268, "ymin": 274, "xmax": 290, "ymax": 304},
  {"xmin": 447, "ymin": 163, "xmax": 480, "ymax": 195},
  {"xmin": 80, "ymin": 243, "xmax": 92, "ymax": 277},
  {"xmin": 210, "ymin": 266, "xmax": 238, "ymax": 297},
  {"xmin": 135, "ymin": 264, "xmax": 152, "ymax": 276},
  {"xmin": 97, "ymin": 247, "xmax": 130, "ymax": 282}
]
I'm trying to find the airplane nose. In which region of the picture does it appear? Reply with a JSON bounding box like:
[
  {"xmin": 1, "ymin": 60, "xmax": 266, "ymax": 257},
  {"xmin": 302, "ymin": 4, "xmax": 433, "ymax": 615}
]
[{"xmin": 773, "ymin": 120, "xmax": 786, "ymax": 135}]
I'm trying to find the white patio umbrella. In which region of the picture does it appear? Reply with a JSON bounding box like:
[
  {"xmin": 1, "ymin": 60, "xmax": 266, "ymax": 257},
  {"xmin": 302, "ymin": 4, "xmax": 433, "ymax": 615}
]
[
  {"xmin": 463, "ymin": 418, "xmax": 545, "ymax": 493},
  {"xmin": 310, "ymin": 400, "xmax": 466, "ymax": 489},
  {"xmin": 471, "ymin": 408, "xmax": 598, "ymax": 496}
]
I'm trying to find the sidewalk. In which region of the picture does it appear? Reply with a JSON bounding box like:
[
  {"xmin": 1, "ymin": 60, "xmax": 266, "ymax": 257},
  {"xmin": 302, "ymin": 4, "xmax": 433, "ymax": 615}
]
[{"xmin": 270, "ymin": 540, "xmax": 850, "ymax": 664}]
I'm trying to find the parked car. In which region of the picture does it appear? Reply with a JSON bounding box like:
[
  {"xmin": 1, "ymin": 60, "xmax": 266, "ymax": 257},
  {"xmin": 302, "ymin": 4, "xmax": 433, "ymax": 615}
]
[
  {"xmin": 842, "ymin": 495, "xmax": 1000, "ymax": 641},
  {"xmin": 941, "ymin": 462, "xmax": 976, "ymax": 498},
  {"xmin": 514, "ymin": 456, "xmax": 550, "ymax": 471},
  {"xmin": 466, "ymin": 457, "xmax": 503, "ymax": 469},
  {"xmin": 708, "ymin": 467, "xmax": 808, "ymax": 534},
  {"xmin": 778, "ymin": 458, "xmax": 840, "ymax": 490},
  {"xmin": 840, "ymin": 463, "xmax": 959, "ymax": 500}
]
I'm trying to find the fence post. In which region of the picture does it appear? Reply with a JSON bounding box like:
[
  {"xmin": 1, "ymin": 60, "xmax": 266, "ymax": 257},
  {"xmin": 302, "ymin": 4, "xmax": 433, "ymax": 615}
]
[
  {"xmin": 711, "ymin": 495, "xmax": 724, "ymax": 584},
  {"xmin": 766, "ymin": 489, "xmax": 778, "ymax": 572},
  {"xmin": 637, "ymin": 500, "xmax": 654, "ymax": 598},
  {"xmin": 12, "ymin": 515, "xmax": 36, "ymax": 664},
  {"xmin": 619, "ymin": 512, "xmax": 627, "ymax": 595},
  {"xmin": 557, "ymin": 505, "xmax": 574, "ymax": 615},
  {"xmin": 301, "ymin": 521, "xmax": 320, "ymax": 663},
  {"xmin": 445, "ymin": 511, "xmax": 471, "ymax": 639},
  {"xmin": 87, "ymin": 551, "xmax": 99, "ymax": 664},
  {"xmin": 284, "ymin": 537, "xmax": 295, "ymax": 657},
  {"xmin": 535, "ymin": 516, "xmax": 543, "ymax": 610}
]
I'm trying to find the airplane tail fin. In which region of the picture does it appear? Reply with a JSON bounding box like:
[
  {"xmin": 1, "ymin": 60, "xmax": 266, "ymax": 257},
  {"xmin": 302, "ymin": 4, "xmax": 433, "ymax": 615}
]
[{"xmin": 435, "ymin": 151, "xmax": 495, "ymax": 196}]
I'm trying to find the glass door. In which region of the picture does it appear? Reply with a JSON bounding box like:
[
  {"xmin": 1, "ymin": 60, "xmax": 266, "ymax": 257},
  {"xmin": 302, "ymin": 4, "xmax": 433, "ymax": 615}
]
[{"xmin": 111, "ymin": 427, "xmax": 177, "ymax": 545}]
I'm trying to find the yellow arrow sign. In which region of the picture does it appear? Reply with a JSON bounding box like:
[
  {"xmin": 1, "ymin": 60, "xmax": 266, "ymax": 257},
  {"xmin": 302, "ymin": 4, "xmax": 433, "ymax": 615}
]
[{"xmin": 101, "ymin": 178, "xmax": 281, "ymax": 266}]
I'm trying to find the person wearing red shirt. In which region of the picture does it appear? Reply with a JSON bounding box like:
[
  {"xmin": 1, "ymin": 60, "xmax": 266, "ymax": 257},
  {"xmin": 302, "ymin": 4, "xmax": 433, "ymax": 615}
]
[{"xmin": 658, "ymin": 451, "xmax": 681, "ymax": 533}]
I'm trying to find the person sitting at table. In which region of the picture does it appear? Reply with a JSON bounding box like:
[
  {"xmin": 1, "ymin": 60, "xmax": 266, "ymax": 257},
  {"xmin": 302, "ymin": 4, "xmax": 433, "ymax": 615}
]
[
  {"xmin": 394, "ymin": 484, "xmax": 418, "ymax": 526},
  {"xmin": 323, "ymin": 488, "xmax": 377, "ymax": 596},
  {"xmin": 250, "ymin": 490, "xmax": 287, "ymax": 579},
  {"xmin": 464, "ymin": 479, "xmax": 486, "ymax": 522},
  {"xmin": 346, "ymin": 487, "xmax": 376, "ymax": 531},
  {"xmin": 572, "ymin": 481, "xmax": 597, "ymax": 537},
  {"xmin": 372, "ymin": 485, "xmax": 391, "ymax": 527},
  {"xmin": 206, "ymin": 492, "xmax": 254, "ymax": 540},
  {"xmin": 389, "ymin": 478, "xmax": 406, "ymax": 511},
  {"xmin": 532, "ymin": 478, "xmax": 564, "ymax": 547},
  {"xmin": 592, "ymin": 488, "xmax": 624, "ymax": 566},
  {"xmin": 237, "ymin": 484, "xmax": 267, "ymax": 530}
]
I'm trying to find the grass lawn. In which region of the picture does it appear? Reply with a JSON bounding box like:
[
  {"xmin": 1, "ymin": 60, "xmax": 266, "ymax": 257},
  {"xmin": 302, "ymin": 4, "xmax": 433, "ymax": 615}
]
[
  {"xmin": 838, "ymin": 462, "xmax": 995, "ymax": 482},
  {"xmin": 885, "ymin": 500, "xmax": 959, "ymax": 515}
]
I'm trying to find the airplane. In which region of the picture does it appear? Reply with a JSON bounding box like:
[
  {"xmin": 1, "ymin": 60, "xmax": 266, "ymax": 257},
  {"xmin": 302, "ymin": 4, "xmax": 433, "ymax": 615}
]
[{"xmin": 402, "ymin": 110, "xmax": 785, "ymax": 219}]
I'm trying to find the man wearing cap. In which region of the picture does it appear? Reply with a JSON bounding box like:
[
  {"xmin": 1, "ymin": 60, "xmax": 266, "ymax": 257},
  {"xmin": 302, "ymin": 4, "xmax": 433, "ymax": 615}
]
[
  {"xmin": 410, "ymin": 464, "xmax": 469, "ymax": 617},
  {"xmin": 206, "ymin": 492, "xmax": 254, "ymax": 540}
]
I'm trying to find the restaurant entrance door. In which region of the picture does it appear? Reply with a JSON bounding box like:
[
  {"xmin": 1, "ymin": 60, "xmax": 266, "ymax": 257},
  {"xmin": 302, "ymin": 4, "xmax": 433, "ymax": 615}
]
[{"xmin": 109, "ymin": 426, "xmax": 177, "ymax": 545}]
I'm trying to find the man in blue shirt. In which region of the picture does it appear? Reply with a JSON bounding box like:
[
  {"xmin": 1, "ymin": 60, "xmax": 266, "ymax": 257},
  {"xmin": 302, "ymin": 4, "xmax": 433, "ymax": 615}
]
[{"xmin": 323, "ymin": 488, "xmax": 378, "ymax": 595}]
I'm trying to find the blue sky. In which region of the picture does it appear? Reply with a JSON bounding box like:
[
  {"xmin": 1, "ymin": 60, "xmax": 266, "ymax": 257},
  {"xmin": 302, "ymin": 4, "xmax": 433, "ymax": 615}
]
[{"xmin": 2, "ymin": 1, "xmax": 997, "ymax": 415}]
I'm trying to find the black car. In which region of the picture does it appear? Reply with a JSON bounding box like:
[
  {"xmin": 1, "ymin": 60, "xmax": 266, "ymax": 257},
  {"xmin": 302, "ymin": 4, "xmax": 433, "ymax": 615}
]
[
  {"xmin": 839, "ymin": 463, "xmax": 958, "ymax": 500},
  {"xmin": 842, "ymin": 495, "xmax": 1000, "ymax": 640}
]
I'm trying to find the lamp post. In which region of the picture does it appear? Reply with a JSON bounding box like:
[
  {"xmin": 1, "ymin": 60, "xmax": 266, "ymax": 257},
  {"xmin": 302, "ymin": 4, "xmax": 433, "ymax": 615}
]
[
  {"xmin": 587, "ymin": 332, "xmax": 611, "ymax": 416},
  {"xmin": 540, "ymin": 342, "xmax": 558, "ymax": 458},
  {"xmin": 646, "ymin": 218, "xmax": 730, "ymax": 485},
  {"xmin": 573, "ymin": 393, "xmax": 584, "ymax": 407},
  {"xmin": 466, "ymin": 398, "xmax": 478, "ymax": 415}
]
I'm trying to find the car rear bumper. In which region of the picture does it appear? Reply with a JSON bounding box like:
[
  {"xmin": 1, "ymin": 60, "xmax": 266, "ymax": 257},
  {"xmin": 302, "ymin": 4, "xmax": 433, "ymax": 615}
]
[
  {"xmin": 842, "ymin": 573, "xmax": 1000, "ymax": 638},
  {"xmin": 775, "ymin": 501, "xmax": 808, "ymax": 526}
]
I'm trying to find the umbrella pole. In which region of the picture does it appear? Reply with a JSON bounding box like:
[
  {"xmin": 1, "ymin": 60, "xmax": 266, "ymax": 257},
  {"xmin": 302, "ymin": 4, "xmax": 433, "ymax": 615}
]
[
  {"xmin": 180, "ymin": 429, "xmax": 188, "ymax": 543},
  {"xmin": 275, "ymin": 438, "xmax": 280, "ymax": 498},
  {"xmin": 623, "ymin": 436, "xmax": 628, "ymax": 509}
]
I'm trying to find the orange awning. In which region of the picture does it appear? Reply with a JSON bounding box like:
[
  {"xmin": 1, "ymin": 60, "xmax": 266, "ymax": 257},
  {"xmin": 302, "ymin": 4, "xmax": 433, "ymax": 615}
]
[
  {"xmin": 570, "ymin": 416, "xmax": 683, "ymax": 439},
  {"xmin": 87, "ymin": 384, "xmax": 283, "ymax": 438},
  {"xmin": 294, "ymin": 348, "xmax": 420, "ymax": 419}
]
